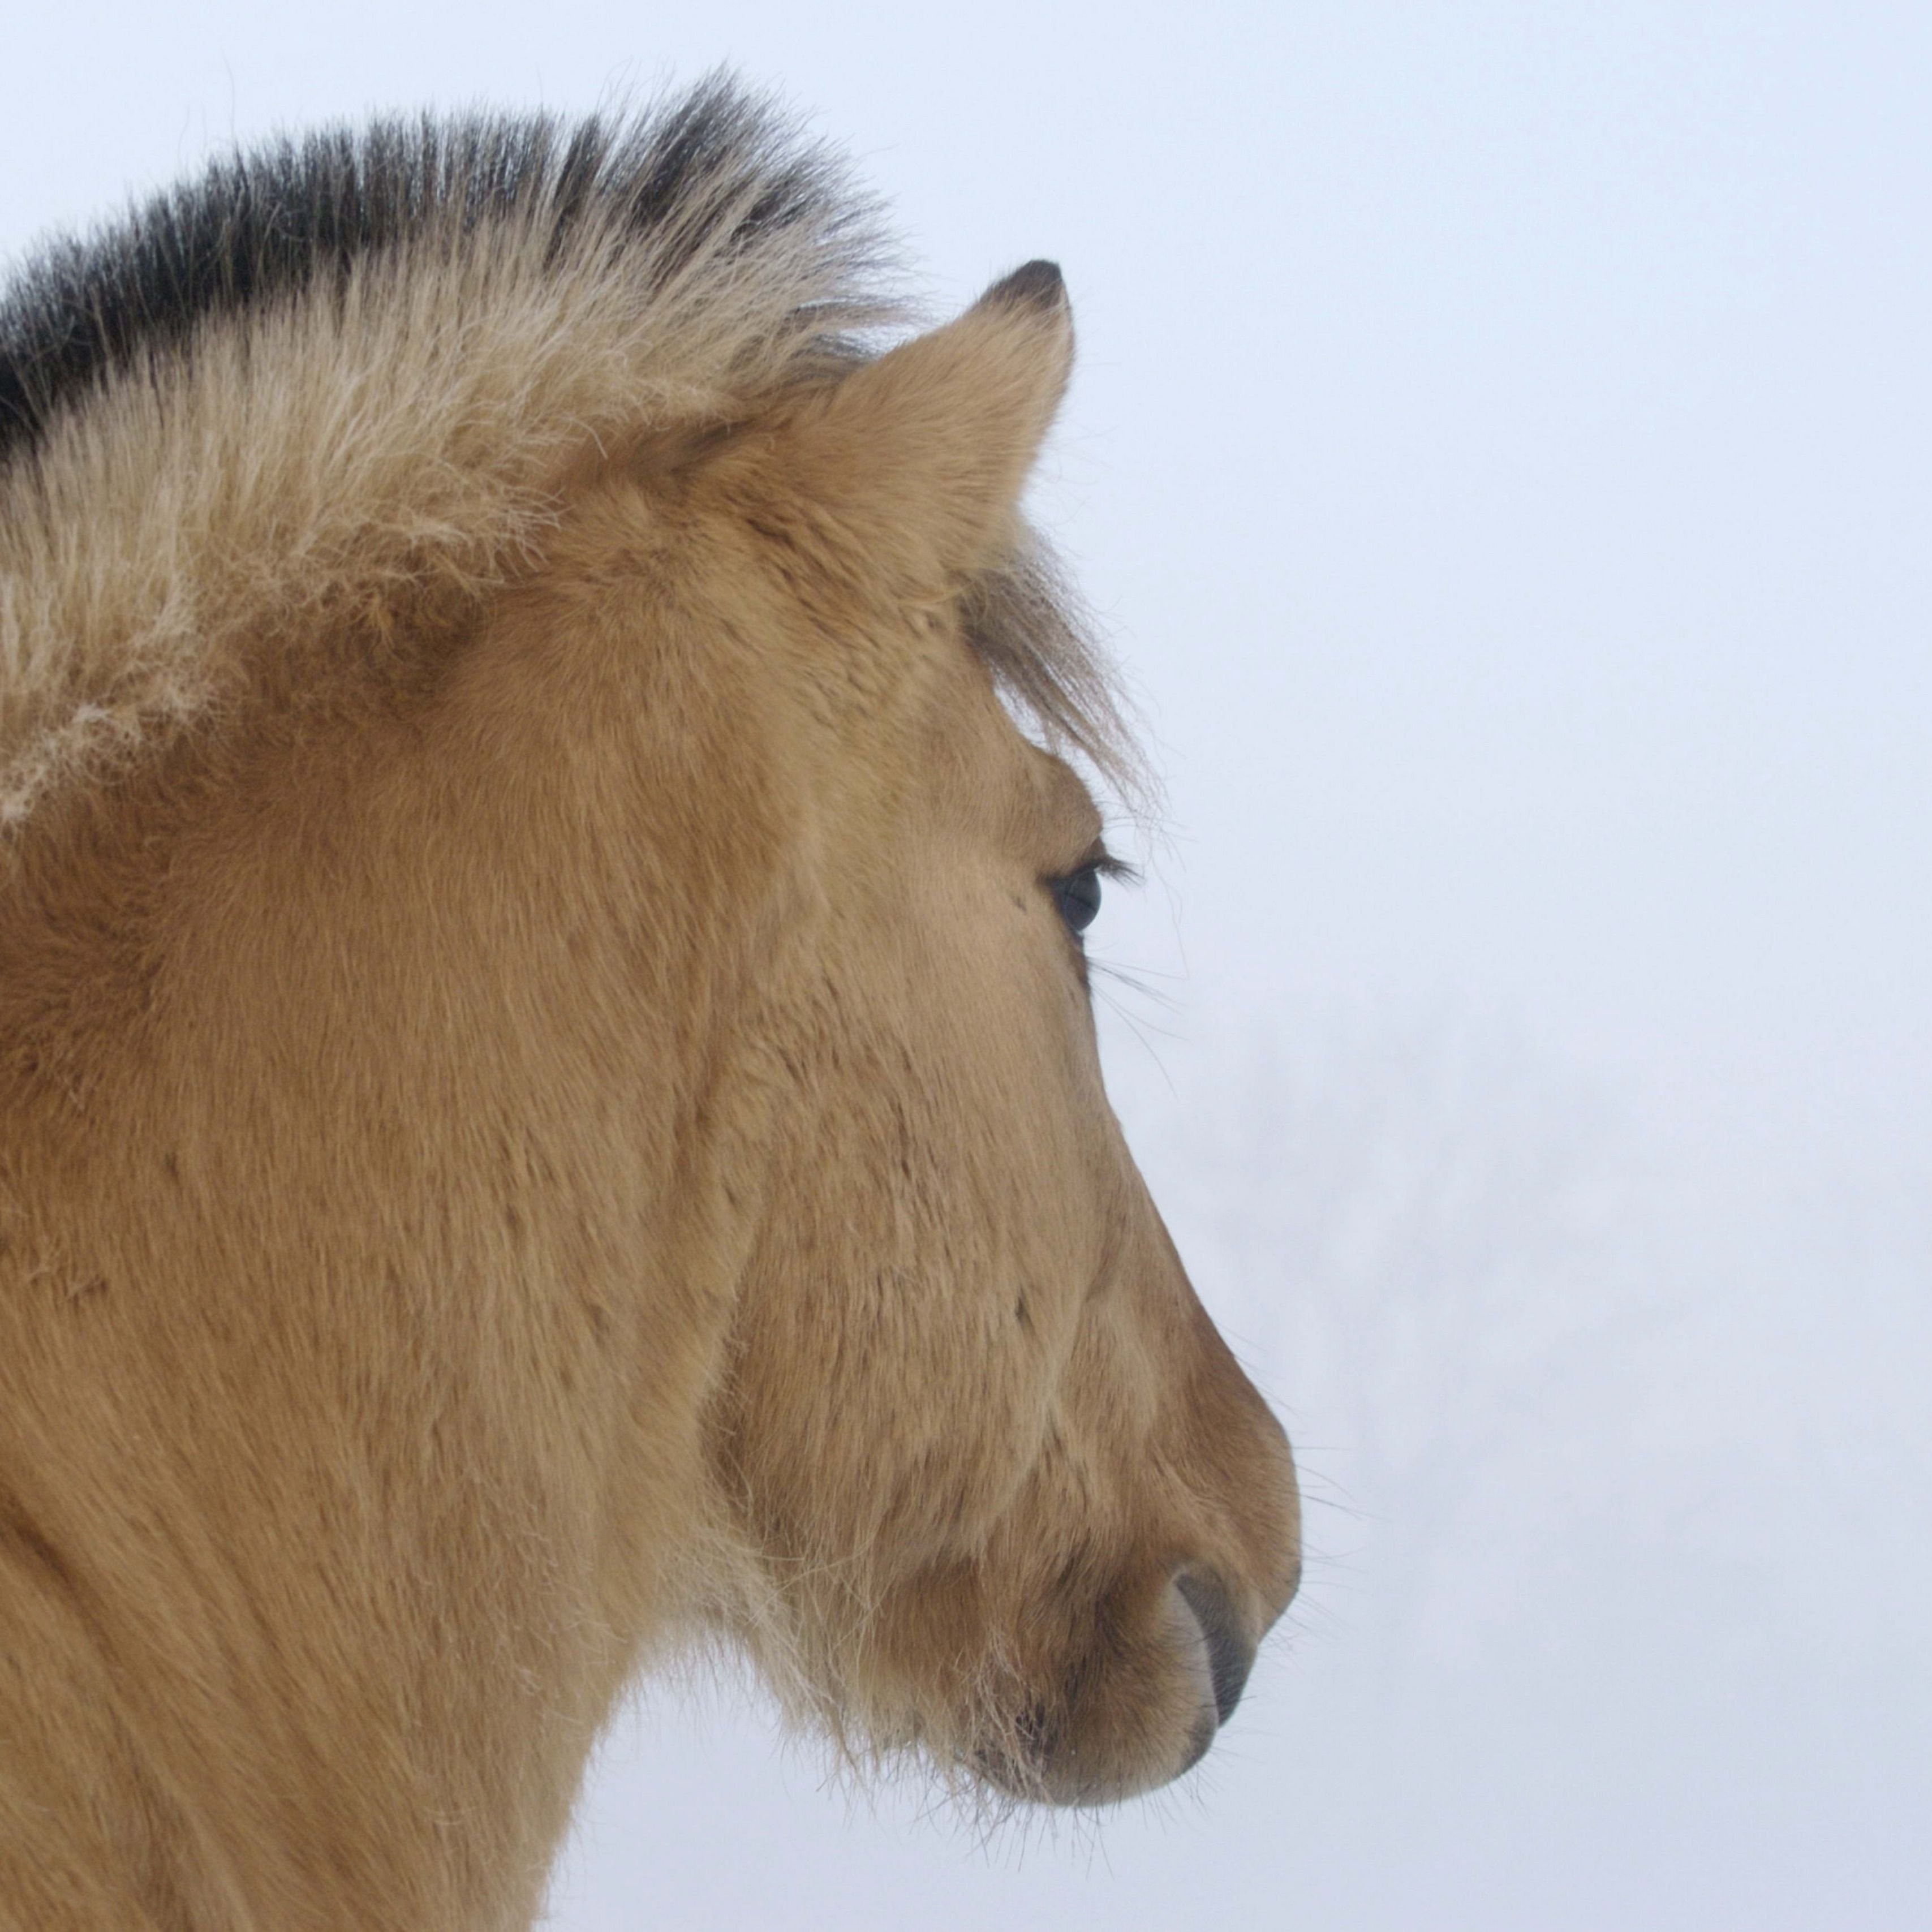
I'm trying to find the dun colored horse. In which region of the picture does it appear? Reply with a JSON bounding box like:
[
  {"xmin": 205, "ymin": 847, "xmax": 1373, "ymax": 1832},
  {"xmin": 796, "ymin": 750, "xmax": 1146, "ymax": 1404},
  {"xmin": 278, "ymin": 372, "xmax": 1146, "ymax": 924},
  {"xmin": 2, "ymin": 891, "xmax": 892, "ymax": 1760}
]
[{"xmin": 0, "ymin": 83, "xmax": 1298, "ymax": 1930}]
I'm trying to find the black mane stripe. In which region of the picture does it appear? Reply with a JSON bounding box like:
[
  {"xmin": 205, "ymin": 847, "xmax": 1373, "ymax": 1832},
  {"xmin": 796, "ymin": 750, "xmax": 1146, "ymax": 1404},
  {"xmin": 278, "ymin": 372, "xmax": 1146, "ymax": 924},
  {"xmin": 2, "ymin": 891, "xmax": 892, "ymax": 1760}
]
[
  {"xmin": 0, "ymin": 78, "xmax": 871, "ymax": 465},
  {"xmin": 0, "ymin": 78, "xmax": 1139, "ymax": 834}
]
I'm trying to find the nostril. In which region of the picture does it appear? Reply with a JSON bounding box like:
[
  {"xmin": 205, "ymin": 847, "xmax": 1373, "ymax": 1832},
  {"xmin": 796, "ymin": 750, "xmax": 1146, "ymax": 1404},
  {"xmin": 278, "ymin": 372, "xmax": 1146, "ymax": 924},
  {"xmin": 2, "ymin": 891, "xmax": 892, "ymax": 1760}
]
[{"xmin": 1173, "ymin": 1569, "xmax": 1255, "ymax": 1727}]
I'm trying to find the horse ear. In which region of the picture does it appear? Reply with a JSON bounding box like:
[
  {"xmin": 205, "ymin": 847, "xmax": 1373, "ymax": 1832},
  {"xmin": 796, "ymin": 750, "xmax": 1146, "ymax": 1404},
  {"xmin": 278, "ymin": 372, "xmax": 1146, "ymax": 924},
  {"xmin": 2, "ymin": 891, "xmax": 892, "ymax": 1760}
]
[{"xmin": 773, "ymin": 260, "xmax": 1073, "ymax": 586}]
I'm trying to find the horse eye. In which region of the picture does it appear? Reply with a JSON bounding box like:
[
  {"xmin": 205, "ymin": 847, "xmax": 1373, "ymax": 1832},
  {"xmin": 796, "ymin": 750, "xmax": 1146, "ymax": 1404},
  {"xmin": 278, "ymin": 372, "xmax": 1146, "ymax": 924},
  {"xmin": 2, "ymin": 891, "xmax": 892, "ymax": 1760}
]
[{"xmin": 1050, "ymin": 865, "xmax": 1103, "ymax": 936}]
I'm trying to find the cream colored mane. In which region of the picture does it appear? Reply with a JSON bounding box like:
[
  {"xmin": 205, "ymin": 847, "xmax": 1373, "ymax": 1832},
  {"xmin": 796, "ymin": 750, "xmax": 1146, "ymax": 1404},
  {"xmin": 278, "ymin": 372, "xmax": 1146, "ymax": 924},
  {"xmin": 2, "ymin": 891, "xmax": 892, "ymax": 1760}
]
[{"xmin": 0, "ymin": 87, "xmax": 917, "ymax": 833}]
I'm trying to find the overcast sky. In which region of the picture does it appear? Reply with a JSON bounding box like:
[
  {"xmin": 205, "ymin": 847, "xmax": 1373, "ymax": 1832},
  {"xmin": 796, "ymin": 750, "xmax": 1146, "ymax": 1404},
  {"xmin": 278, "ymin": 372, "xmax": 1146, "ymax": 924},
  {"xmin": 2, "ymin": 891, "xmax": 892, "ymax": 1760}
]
[{"xmin": 7, "ymin": 6, "xmax": 1926, "ymax": 1927}]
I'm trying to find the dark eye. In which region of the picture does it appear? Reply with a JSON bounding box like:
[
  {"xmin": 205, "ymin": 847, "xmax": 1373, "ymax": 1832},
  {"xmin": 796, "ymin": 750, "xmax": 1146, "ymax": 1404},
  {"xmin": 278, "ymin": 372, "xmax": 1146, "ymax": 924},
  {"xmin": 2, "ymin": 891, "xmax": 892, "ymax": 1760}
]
[{"xmin": 1049, "ymin": 864, "xmax": 1103, "ymax": 936}]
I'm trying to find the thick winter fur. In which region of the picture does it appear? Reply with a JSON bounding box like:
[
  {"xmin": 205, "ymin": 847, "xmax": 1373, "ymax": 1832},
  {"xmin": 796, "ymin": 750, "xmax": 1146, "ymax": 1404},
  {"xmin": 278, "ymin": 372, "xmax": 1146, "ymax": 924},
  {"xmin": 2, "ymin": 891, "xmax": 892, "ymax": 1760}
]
[{"xmin": 0, "ymin": 82, "xmax": 1299, "ymax": 1931}]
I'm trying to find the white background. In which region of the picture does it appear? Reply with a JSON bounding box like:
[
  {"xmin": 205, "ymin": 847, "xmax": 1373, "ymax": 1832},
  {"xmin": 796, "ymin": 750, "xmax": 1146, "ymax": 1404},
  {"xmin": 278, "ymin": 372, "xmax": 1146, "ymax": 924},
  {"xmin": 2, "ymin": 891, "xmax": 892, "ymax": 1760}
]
[{"xmin": 6, "ymin": 6, "xmax": 1927, "ymax": 1926}]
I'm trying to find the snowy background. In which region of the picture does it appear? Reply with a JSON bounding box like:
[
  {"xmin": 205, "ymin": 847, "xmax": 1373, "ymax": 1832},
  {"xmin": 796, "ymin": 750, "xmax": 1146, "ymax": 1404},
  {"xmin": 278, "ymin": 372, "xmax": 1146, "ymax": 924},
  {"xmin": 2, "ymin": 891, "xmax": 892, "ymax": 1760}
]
[{"xmin": 7, "ymin": 6, "xmax": 1928, "ymax": 1926}]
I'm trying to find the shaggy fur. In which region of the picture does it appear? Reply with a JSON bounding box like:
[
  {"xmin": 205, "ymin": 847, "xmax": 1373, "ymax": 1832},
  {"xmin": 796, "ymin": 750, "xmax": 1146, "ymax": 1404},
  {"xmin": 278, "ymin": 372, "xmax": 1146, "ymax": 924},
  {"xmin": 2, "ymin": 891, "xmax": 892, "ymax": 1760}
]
[
  {"xmin": 0, "ymin": 81, "xmax": 1120, "ymax": 838},
  {"xmin": 0, "ymin": 80, "xmax": 1297, "ymax": 1931}
]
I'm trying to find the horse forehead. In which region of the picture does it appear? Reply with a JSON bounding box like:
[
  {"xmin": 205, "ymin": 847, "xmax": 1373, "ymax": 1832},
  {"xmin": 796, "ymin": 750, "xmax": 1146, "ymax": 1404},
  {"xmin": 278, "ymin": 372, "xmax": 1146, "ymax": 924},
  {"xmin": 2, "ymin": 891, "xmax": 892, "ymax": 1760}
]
[
  {"xmin": 1023, "ymin": 745, "xmax": 1105, "ymax": 845},
  {"xmin": 889, "ymin": 662, "xmax": 1095, "ymax": 848}
]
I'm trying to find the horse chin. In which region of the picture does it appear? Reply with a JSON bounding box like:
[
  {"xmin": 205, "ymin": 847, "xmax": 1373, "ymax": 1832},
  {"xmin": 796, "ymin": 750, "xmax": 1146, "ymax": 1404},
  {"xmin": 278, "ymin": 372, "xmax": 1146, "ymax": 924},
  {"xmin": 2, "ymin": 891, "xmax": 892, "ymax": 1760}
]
[{"xmin": 969, "ymin": 1568, "xmax": 1258, "ymax": 1808}]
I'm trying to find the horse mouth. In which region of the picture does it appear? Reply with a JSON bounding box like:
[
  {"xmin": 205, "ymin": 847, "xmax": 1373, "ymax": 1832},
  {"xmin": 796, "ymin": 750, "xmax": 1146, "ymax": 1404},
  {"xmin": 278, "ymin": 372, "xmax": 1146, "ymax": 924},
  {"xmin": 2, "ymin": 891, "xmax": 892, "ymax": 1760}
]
[{"xmin": 971, "ymin": 1566, "xmax": 1259, "ymax": 1807}]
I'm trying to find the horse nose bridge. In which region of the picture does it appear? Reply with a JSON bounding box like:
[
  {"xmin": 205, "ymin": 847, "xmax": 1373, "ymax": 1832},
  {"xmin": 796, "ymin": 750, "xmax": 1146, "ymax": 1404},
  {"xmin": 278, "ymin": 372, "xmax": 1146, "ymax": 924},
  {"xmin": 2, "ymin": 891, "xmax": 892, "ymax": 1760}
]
[
  {"xmin": 1098, "ymin": 1164, "xmax": 1301, "ymax": 1623},
  {"xmin": 1160, "ymin": 1282, "xmax": 1303, "ymax": 1625}
]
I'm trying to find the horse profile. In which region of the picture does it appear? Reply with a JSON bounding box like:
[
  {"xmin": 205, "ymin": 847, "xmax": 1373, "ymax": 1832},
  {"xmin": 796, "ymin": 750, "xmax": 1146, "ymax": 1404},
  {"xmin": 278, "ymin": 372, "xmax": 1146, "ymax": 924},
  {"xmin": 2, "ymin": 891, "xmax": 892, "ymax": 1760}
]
[{"xmin": 0, "ymin": 81, "xmax": 1299, "ymax": 1929}]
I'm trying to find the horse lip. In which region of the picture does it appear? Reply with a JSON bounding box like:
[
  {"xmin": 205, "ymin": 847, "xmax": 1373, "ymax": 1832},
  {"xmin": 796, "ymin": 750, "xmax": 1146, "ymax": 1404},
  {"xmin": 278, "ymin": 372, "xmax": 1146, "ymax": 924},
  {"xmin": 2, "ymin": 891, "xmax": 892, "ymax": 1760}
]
[
  {"xmin": 968, "ymin": 1572, "xmax": 1258, "ymax": 1803},
  {"xmin": 1172, "ymin": 1568, "xmax": 1255, "ymax": 1728}
]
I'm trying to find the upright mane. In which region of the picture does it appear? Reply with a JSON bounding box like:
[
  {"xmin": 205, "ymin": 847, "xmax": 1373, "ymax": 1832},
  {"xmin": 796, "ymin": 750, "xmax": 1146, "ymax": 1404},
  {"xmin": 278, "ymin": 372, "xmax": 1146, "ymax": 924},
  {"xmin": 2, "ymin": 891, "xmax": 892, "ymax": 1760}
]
[
  {"xmin": 0, "ymin": 84, "xmax": 889, "ymax": 474},
  {"xmin": 0, "ymin": 82, "xmax": 1131, "ymax": 840}
]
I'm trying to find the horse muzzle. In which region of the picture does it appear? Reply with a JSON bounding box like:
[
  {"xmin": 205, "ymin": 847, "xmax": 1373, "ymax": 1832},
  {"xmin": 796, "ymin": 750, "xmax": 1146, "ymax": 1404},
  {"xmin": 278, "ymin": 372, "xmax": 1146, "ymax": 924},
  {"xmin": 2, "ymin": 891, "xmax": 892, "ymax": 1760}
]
[{"xmin": 977, "ymin": 1563, "xmax": 1276, "ymax": 1807}]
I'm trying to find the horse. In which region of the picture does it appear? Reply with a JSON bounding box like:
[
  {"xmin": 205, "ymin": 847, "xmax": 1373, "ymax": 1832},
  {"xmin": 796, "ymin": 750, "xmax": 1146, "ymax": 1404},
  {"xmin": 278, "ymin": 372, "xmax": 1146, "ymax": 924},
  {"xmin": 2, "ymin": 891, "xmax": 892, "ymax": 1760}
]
[{"xmin": 0, "ymin": 80, "xmax": 1300, "ymax": 1930}]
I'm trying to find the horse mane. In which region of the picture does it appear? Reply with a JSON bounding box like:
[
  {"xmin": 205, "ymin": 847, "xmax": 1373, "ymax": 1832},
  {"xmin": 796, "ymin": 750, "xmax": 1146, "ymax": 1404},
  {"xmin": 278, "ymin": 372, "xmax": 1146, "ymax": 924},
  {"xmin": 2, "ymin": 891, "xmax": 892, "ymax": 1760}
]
[{"xmin": 0, "ymin": 76, "xmax": 1133, "ymax": 839}]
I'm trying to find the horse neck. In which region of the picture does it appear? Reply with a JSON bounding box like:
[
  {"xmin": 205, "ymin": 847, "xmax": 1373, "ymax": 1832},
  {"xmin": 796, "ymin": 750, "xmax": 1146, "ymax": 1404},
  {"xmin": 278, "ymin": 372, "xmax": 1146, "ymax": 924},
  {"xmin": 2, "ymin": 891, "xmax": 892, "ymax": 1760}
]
[{"xmin": 0, "ymin": 590, "xmax": 794, "ymax": 1926}]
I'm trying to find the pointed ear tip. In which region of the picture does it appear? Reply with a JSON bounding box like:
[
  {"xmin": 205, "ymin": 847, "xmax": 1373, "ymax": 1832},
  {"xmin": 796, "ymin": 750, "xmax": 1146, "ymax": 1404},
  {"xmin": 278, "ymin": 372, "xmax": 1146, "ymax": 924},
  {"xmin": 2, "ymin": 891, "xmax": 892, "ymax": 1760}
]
[{"xmin": 983, "ymin": 259, "xmax": 1068, "ymax": 314}]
